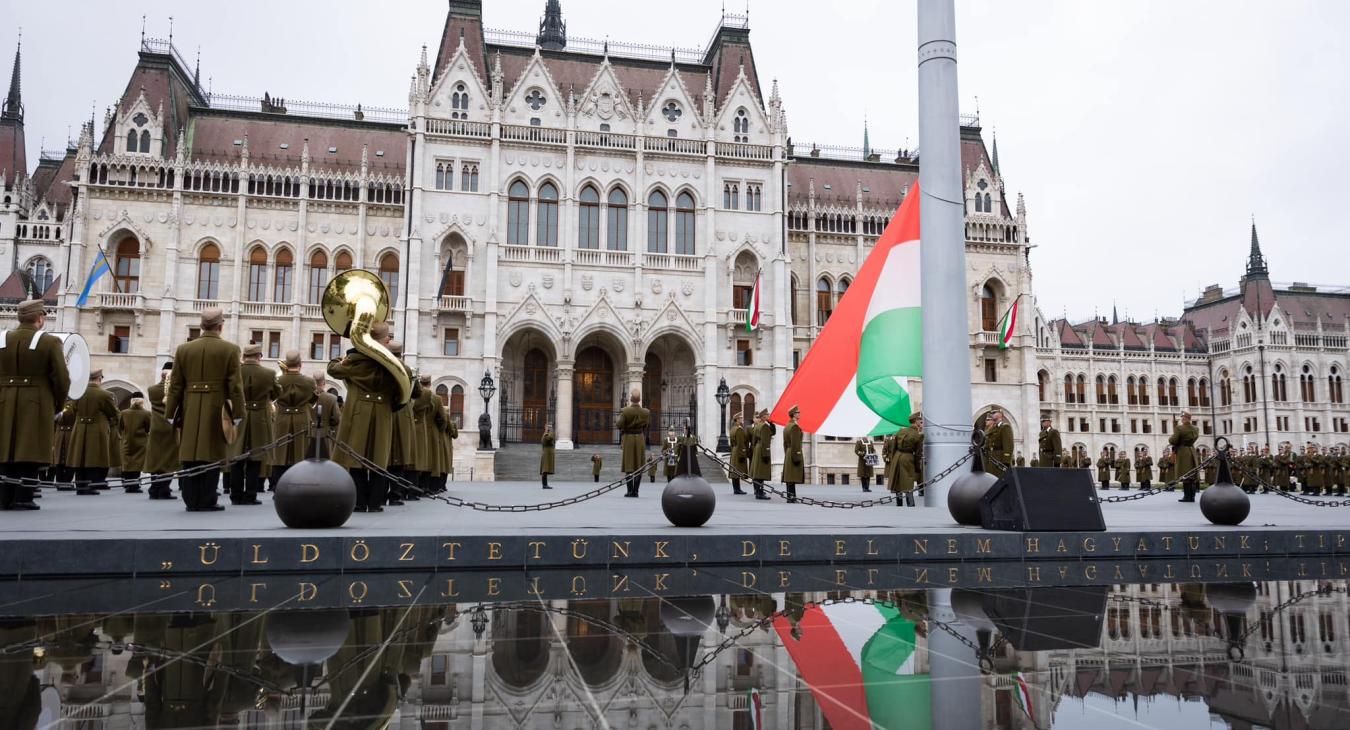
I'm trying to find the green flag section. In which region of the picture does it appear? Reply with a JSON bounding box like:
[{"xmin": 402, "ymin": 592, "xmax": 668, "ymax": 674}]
[
  {"xmin": 773, "ymin": 602, "xmax": 931, "ymax": 730},
  {"xmin": 772, "ymin": 183, "xmax": 921, "ymax": 436}
]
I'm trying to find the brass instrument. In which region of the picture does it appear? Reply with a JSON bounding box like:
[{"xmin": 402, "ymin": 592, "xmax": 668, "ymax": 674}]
[{"xmin": 321, "ymin": 269, "xmax": 412, "ymax": 408}]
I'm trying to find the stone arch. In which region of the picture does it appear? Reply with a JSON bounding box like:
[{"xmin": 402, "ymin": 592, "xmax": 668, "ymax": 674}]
[
  {"xmin": 672, "ymin": 184, "xmax": 701, "ymax": 207},
  {"xmin": 490, "ymin": 608, "xmax": 551, "ymax": 691},
  {"xmin": 643, "ymin": 330, "xmax": 701, "ymax": 440},
  {"xmin": 101, "ymin": 379, "xmax": 146, "ymax": 409},
  {"xmin": 499, "ymin": 325, "xmax": 560, "ymax": 444},
  {"xmin": 640, "ymin": 320, "xmax": 703, "ymax": 368}
]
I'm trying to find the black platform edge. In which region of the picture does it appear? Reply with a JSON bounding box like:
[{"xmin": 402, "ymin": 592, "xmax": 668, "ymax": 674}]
[{"xmin": 1, "ymin": 528, "xmax": 1347, "ymax": 579}]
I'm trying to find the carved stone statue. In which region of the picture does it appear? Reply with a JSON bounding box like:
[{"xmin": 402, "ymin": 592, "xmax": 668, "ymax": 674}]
[{"xmin": 478, "ymin": 412, "xmax": 493, "ymax": 450}]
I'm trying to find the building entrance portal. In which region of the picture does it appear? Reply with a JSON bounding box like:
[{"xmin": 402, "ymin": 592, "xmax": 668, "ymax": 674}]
[{"xmin": 574, "ymin": 347, "xmax": 617, "ymax": 445}]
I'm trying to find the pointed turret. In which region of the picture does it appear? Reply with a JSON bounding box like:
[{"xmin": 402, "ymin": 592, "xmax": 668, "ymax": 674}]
[
  {"xmin": 0, "ymin": 35, "xmax": 25, "ymax": 181},
  {"xmin": 1245, "ymin": 221, "xmax": 1268, "ymax": 278},
  {"xmin": 536, "ymin": 0, "xmax": 567, "ymax": 51},
  {"xmin": 991, "ymin": 130, "xmax": 1001, "ymax": 175},
  {"xmin": 863, "ymin": 117, "xmax": 871, "ymax": 159},
  {"xmin": 3, "ymin": 34, "xmax": 21, "ymax": 121}
]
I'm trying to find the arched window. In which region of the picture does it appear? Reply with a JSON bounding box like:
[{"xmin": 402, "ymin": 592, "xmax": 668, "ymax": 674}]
[
  {"xmin": 1330, "ymin": 367, "xmax": 1344, "ymax": 404},
  {"xmin": 451, "ymin": 83, "xmax": 469, "ymax": 120},
  {"xmin": 1064, "ymin": 374, "xmax": 1075, "ymax": 403},
  {"xmin": 1127, "ymin": 376, "xmax": 1137, "ymax": 406},
  {"xmin": 980, "ymin": 284, "xmax": 998, "ymax": 331},
  {"xmin": 1037, "ymin": 370, "xmax": 1049, "ymax": 402},
  {"xmin": 1243, "ymin": 367, "xmax": 1255, "ymax": 404},
  {"xmin": 836, "ymin": 277, "xmax": 851, "ymax": 307},
  {"xmin": 196, "ymin": 244, "xmax": 221, "ymax": 300},
  {"xmin": 335, "ymin": 250, "xmax": 353, "ymax": 273},
  {"xmin": 1187, "ymin": 378, "xmax": 1198, "ymax": 406},
  {"xmin": 1076, "ymin": 374, "xmax": 1086, "ymax": 404},
  {"xmin": 126, "ymin": 130, "xmax": 137, "ymax": 152},
  {"xmin": 436, "ymin": 383, "xmax": 449, "ymax": 406},
  {"xmin": 1107, "ymin": 375, "xmax": 1118, "ymax": 405},
  {"xmin": 274, "ymin": 247, "xmax": 294, "ymax": 303},
  {"xmin": 816, "ymin": 278, "xmax": 833, "ymax": 326},
  {"xmin": 378, "ymin": 253, "xmax": 400, "ymax": 304},
  {"xmin": 790, "ymin": 274, "xmax": 800, "ymax": 326},
  {"xmin": 25, "ymin": 256, "xmax": 54, "ymax": 293},
  {"xmin": 729, "ymin": 393, "xmax": 742, "ymax": 430},
  {"xmin": 734, "ymin": 108, "xmax": 750, "ymax": 143},
  {"xmin": 440, "ymin": 237, "xmax": 466, "ymax": 297},
  {"xmin": 247, "ymin": 246, "xmax": 268, "ymax": 301},
  {"xmin": 536, "ymin": 182, "xmax": 559, "ymax": 247},
  {"xmin": 308, "ymin": 250, "xmax": 329, "ymax": 304},
  {"xmin": 1157, "ymin": 376, "xmax": 1168, "ymax": 406},
  {"xmin": 647, "ymin": 190, "xmax": 668, "ymax": 253},
  {"xmin": 742, "ymin": 393, "xmax": 756, "ymax": 424},
  {"xmin": 1300, "ymin": 365, "xmax": 1315, "ymax": 403},
  {"xmin": 1219, "ymin": 370, "xmax": 1231, "ymax": 407},
  {"xmin": 450, "ymin": 384, "xmax": 465, "ymax": 427},
  {"xmin": 113, "ymin": 236, "xmax": 142, "ymax": 294},
  {"xmin": 1272, "ymin": 366, "xmax": 1287, "ymax": 402},
  {"xmin": 606, "ymin": 188, "xmax": 628, "ymax": 251},
  {"xmin": 1199, "ymin": 378, "xmax": 1211, "ymax": 407},
  {"xmin": 674, "ymin": 192, "xmax": 696, "ymax": 255},
  {"xmin": 139, "ymin": 130, "xmax": 151, "ymax": 153},
  {"xmin": 578, "ymin": 185, "xmax": 600, "ymax": 249},
  {"xmin": 1096, "ymin": 375, "xmax": 1106, "ymax": 405},
  {"xmin": 983, "ymin": 193, "xmax": 992, "ymax": 212},
  {"xmin": 507, "ymin": 180, "xmax": 530, "ymax": 246}
]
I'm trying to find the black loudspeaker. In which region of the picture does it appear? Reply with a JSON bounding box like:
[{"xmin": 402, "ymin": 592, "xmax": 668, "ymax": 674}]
[
  {"xmin": 979, "ymin": 467, "xmax": 1106, "ymax": 531},
  {"xmin": 981, "ymin": 586, "xmax": 1108, "ymax": 650}
]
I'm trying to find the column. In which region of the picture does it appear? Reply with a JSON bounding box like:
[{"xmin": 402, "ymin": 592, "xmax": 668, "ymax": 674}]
[{"xmin": 555, "ymin": 360, "xmax": 575, "ymax": 449}]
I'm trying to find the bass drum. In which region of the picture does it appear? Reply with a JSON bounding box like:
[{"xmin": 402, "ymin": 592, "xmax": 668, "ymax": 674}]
[{"xmin": 50, "ymin": 333, "xmax": 91, "ymax": 400}]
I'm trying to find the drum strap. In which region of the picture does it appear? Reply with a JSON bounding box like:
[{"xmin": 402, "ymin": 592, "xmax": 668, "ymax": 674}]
[
  {"xmin": 29, "ymin": 332, "xmax": 43, "ymax": 350},
  {"xmin": 0, "ymin": 330, "xmax": 6, "ymax": 349}
]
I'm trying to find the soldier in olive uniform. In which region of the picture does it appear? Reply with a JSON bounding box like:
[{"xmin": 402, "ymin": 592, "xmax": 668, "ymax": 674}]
[
  {"xmin": 728, "ymin": 412, "xmax": 749, "ymax": 494},
  {"xmin": 1169, "ymin": 410, "xmax": 1201, "ymax": 502},
  {"xmin": 1158, "ymin": 447, "xmax": 1175, "ymax": 489},
  {"xmin": 854, "ymin": 437, "xmax": 876, "ymax": 492},
  {"xmin": 50, "ymin": 400, "xmax": 76, "ymax": 490},
  {"xmin": 617, "ymin": 390, "xmax": 650, "ymax": 497},
  {"xmin": 1236, "ymin": 444, "xmax": 1257, "ymax": 494},
  {"xmin": 1302, "ymin": 444, "xmax": 1324, "ymax": 496},
  {"xmin": 1135, "ymin": 447, "xmax": 1154, "ymax": 490},
  {"xmin": 383, "ymin": 341, "xmax": 422, "ymax": 505},
  {"xmin": 749, "ymin": 409, "xmax": 774, "ymax": 500},
  {"xmin": 327, "ymin": 320, "xmax": 400, "ymax": 512},
  {"xmin": 539, "ymin": 424, "xmax": 556, "ymax": 489},
  {"xmin": 1334, "ymin": 447, "xmax": 1348, "ymax": 496},
  {"xmin": 781, "ymin": 406, "xmax": 805, "ymax": 503},
  {"xmin": 65, "ymin": 370, "xmax": 120, "ymax": 496},
  {"xmin": 892, "ymin": 412, "xmax": 923, "ymax": 507},
  {"xmin": 591, "ymin": 452, "xmax": 602, "ymax": 482},
  {"xmin": 983, "ymin": 409, "xmax": 1014, "ymax": 478},
  {"xmin": 166, "ymin": 308, "xmax": 246, "ymax": 511},
  {"xmin": 118, "ymin": 393, "xmax": 151, "ymax": 493},
  {"xmin": 1114, "ymin": 451, "xmax": 1132, "ymax": 489},
  {"xmin": 1096, "ymin": 449, "xmax": 1112, "ymax": 489},
  {"xmin": 145, "ymin": 363, "xmax": 180, "ymax": 499},
  {"xmin": 411, "ymin": 374, "xmax": 443, "ymax": 498},
  {"xmin": 662, "ymin": 429, "xmax": 679, "ymax": 482},
  {"xmin": 311, "ymin": 373, "xmax": 341, "ymax": 459},
  {"xmin": 1038, "ymin": 416, "xmax": 1062, "ymax": 468},
  {"xmin": 0, "ymin": 298, "xmax": 71, "ymax": 510},
  {"xmin": 228, "ymin": 343, "xmax": 278, "ymax": 505},
  {"xmin": 441, "ymin": 402, "xmax": 459, "ymax": 489},
  {"xmin": 1201, "ymin": 447, "xmax": 1217, "ymax": 487},
  {"xmin": 271, "ymin": 351, "xmax": 317, "ymax": 485},
  {"xmin": 1274, "ymin": 443, "xmax": 1294, "ymax": 491}
]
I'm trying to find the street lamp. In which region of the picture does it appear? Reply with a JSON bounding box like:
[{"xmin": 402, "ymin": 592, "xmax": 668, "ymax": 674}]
[
  {"xmin": 477, "ymin": 370, "xmax": 496, "ymax": 451},
  {"xmin": 715, "ymin": 595, "xmax": 731, "ymax": 633},
  {"xmin": 715, "ymin": 378, "xmax": 731, "ymax": 453},
  {"xmin": 470, "ymin": 604, "xmax": 489, "ymax": 639}
]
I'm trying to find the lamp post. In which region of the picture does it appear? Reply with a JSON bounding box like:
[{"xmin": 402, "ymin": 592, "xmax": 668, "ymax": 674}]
[
  {"xmin": 715, "ymin": 378, "xmax": 731, "ymax": 453},
  {"xmin": 477, "ymin": 370, "xmax": 496, "ymax": 451}
]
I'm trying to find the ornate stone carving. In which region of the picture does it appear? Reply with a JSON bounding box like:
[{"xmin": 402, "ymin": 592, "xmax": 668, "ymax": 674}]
[
  {"xmin": 681, "ymin": 281, "xmax": 694, "ymax": 297},
  {"xmin": 509, "ymin": 271, "xmax": 523, "ymax": 288},
  {"xmin": 542, "ymin": 274, "xmax": 555, "ymax": 289},
  {"xmin": 650, "ymin": 279, "xmax": 663, "ymax": 295},
  {"xmin": 581, "ymin": 274, "xmax": 593, "ymax": 291},
  {"xmin": 612, "ymin": 278, "xmax": 625, "ymax": 293}
]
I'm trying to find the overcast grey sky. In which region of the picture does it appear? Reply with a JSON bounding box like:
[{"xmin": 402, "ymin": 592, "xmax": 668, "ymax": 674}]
[{"xmin": 6, "ymin": 0, "xmax": 1348, "ymax": 320}]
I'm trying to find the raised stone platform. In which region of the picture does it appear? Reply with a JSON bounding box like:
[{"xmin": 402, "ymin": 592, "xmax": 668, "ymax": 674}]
[{"xmin": 1, "ymin": 481, "xmax": 1347, "ymax": 579}]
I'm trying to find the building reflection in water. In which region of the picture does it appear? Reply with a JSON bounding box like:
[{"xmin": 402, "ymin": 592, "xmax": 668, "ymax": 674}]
[{"xmin": 1, "ymin": 579, "xmax": 1347, "ymax": 729}]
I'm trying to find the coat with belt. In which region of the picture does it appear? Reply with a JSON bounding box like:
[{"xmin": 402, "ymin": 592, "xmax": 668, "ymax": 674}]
[
  {"xmin": 327, "ymin": 351, "xmax": 399, "ymax": 469},
  {"xmin": 315, "ymin": 390, "xmax": 341, "ymax": 434},
  {"xmin": 892, "ymin": 427, "xmax": 923, "ymax": 493},
  {"xmin": 0, "ymin": 325, "xmax": 71, "ymax": 464},
  {"xmin": 1168, "ymin": 423, "xmax": 1200, "ymax": 479},
  {"xmin": 781, "ymin": 422, "xmax": 805, "ymax": 483},
  {"xmin": 749, "ymin": 422, "xmax": 774, "ymax": 481},
  {"xmin": 983, "ymin": 421, "xmax": 1014, "ymax": 478},
  {"xmin": 854, "ymin": 439, "xmax": 876, "ymax": 479},
  {"xmin": 412, "ymin": 390, "xmax": 442, "ymax": 474},
  {"xmin": 65, "ymin": 384, "xmax": 120, "ymax": 469},
  {"xmin": 272, "ymin": 372, "xmax": 317, "ymax": 466},
  {"xmin": 617, "ymin": 405, "xmax": 650, "ymax": 472},
  {"xmin": 165, "ymin": 332, "xmax": 246, "ymax": 464},
  {"xmin": 662, "ymin": 436, "xmax": 679, "ymax": 479},
  {"xmin": 1038, "ymin": 428, "xmax": 1062, "ymax": 466},
  {"xmin": 236, "ymin": 362, "xmax": 280, "ymax": 463},
  {"xmin": 1097, "ymin": 457, "xmax": 1112, "ymax": 483},
  {"xmin": 1114, "ymin": 457, "xmax": 1132, "ymax": 484},
  {"xmin": 51, "ymin": 401, "xmax": 76, "ymax": 467},
  {"xmin": 729, "ymin": 424, "xmax": 750, "ymax": 475},
  {"xmin": 388, "ymin": 365, "xmax": 421, "ymax": 469},
  {"xmin": 118, "ymin": 408, "xmax": 151, "ymax": 472},
  {"xmin": 144, "ymin": 381, "xmax": 180, "ymax": 474},
  {"xmin": 443, "ymin": 408, "xmax": 459, "ymax": 475},
  {"xmin": 1135, "ymin": 455, "xmax": 1154, "ymax": 482},
  {"xmin": 539, "ymin": 431, "xmax": 556, "ymax": 475}
]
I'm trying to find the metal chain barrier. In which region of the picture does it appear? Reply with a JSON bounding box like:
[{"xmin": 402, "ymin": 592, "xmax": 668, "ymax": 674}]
[
  {"xmin": 1229, "ymin": 461, "xmax": 1350, "ymax": 507},
  {"xmin": 697, "ymin": 444, "xmax": 973, "ymax": 508}
]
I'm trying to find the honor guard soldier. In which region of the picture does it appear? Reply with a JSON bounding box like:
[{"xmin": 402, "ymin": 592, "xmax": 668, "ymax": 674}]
[
  {"xmin": 311, "ymin": 373, "xmax": 341, "ymax": 459},
  {"xmin": 1158, "ymin": 448, "xmax": 1175, "ymax": 490},
  {"xmin": 145, "ymin": 363, "xmax": 180, "ymax": 499},
  {"xmin": 781, "ymin": 406, "xmax": 805, "ymax": 503},
  {"xmin": 728, "ymin": 412, "xmax": 749, "ymax": 494},
  {"xmin": 617, "ymin": 390, "xmax": 650, "ymax": 497},
  {"xmin": 854, "ymin": 437, "xmax": 876, "ymax": 492},
  {"xmin": 384, "ymin": 341, "xmax": 421, "ymax": 505},
  {"xmin": 892, "ymin": 411, "xmax": 923, "ymax": 507},
  {"xmin": 1274, "ymin": 444, "xmax": 1294, "ymax": 492},
  {"xmin": 166, "ymin": 307, "xmax": 246, "ymax": 511},
  {"xmin": 66, "ymin": 370, "xmax": 120, "ymax": 496},
  {"xmin": 1135, "ymin": 447, "xmax": 1154, "ymax": 490},
  {"xmin": 539, "ymin": 424, "xmax": 556, "ymax": 489},
  {"xmin": 326, "ymin": 319, "xmax": 399, "ymax": 513},
  {"xmin": 749, "ymin": 409, "xmax": 774, "ymax": 500},
  {"xmin": 1169, "ymin": 410, "xmax": 1200, "ymax": 503},
  {"xmin": 411, "ymin": 374, "xmax": 442, "ymax": 498},
  {"xmin": 591, "ymin": 453, "xmax": 602, "ymax": 482},
  {"xmin": 1113, "ymin": 451, "xmax": 1132, "ymax": 490},
  {"xmin": 271, "ymin": 351, "xmax": 317, "ymax": 485},
  {"xmin": 1015, "ymin": 452, "xmax": 1026, "ymax": 468},
  {"xmin": 440, "ymin": 400, "xmax": 459, "ymax": 490},
  {"xmin": 1096, "ymin": 449, "xmax": 1112, "ymax": 489},
  {"xmin": 983, "ymin": 409, "xmax": 1014, "ymax": 478},
  {"xmin": 229, "ymin": 343, "xmax": 278, "ymax": 505},
  {"xmin": 1200, "ymin": 446, "xmax": 1217, "ymax": 487},
  {"xmin": 50, "ymin": 400, "xmax": 76, "ymax": 489},
  {"xmin": 0, "ymin": 298, "xmax": 71, "ymax": 510},
  {"xmin": 117, "ymin": 393, "xmax": 151, "ymax": 493},
  {"xmin": 662, "ymin": 429, "xmax": 679, "ymax": 482},
  {"xmin": 679, "ymin": 424, "xmax": 702, "ymax": 475},
  {"xmin": 1236, "ymin": 445, "xmax": 1257, "ymax": 494},
  {"xmin": 1038, "ymin": 416, "xmax": 1062, "ymax": 467}
]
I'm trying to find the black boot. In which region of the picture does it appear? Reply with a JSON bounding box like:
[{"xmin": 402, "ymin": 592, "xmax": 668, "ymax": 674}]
[
  {"xmin": 732, "ymin": 478, "xmax": 746, "ymax": 495},
  {"xmin": 905, "ymin": 492, "xmax": 916, "ymax": 507},
  {"xmin": 1179, "ymin": 481, "xmax": 1197, "ymax": 503},
  {"xmin": 862, "ymin": 477, "xmax": 871, "ymax": 493},
  {"xmin": 754, "ymin": 481, "xmax": 770, "ymax": 500},
  {"xmin": 786, "ymin": 483, "xmax": 798, "ymax": 504},
  {"xmin": 542, "ymin": 474, "xmax": 552, "ymax": 489}
]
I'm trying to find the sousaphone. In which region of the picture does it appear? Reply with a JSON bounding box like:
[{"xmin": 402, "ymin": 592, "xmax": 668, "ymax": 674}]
[{"xmin": 321, "ymin": 270, "xmax": 412, "ymax": 408}]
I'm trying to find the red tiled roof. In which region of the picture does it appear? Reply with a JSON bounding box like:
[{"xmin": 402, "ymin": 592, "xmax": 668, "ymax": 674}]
[
  {"xmin": 1113, "ymin": 323, "xmax": 1147, "ymax": 350},
  {"xmin": 1275, "ymin": 291, "xmax": 1350, "ymax": 329},
  {"xmin": 98, "ymin": 50, "xmax": 201, "ymax": 159},
  {"xmin": 434, "ymin": 11, "xmax": 488, "ymax": 88},
  {"xmin": 786, "ymin": 158, "xmax": 917, "ymax": 209},
  {"xmin": 1056, "ymin": 319, "xmax": 1085, "ymax": 347},
  {"xmin": 0, "ymin": 118, "xmax": 23, "ymax": 181},
  {"xmin": 0, "ymin": 271, "xmax": 31, "ymax": 300},
  {"xmin": 493, "ymin": 46, "xmax": 711, "ymax": 114},
  {"xmin": 32, "ymin": 150, "xmax": 77, "ymax": 217},
  {"xmin": 42, "ymin": 275, "xmax": 61, "ymax": 304},
  {"xmin": 960, "ymin": 132, "xmax": 1011, "ymax": 216},
  {"xmin": 706, "ymin": 36, "xmax": 763, "ymax": 109},
  {"xmin": 189, "ymin": 113, "xmax": 406, "ymax": 175}
]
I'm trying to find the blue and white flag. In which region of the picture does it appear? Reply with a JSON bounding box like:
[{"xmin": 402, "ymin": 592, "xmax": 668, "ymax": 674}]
[{"xmin": 76, "ymin": 249, "xmax": 112, "ymax": 307}]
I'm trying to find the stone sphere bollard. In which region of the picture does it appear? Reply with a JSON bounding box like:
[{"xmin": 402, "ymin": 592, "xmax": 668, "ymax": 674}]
[
  {"xmin": 265, "ymin": 610, "xmax": 352, "ymax": 666},
  {"xmin": 1199, "ymin": 439, "xmax": 1250, "ymax": 526},
  {"xmin": 949, "ymin": 434, "xmax": 998, "ymax": 526},
  {"xmin": 662, "ymin": 474, "xmax": 717, "ymax": 527},
  {"xmin": 274, "ymin": 458, "xmax": 357, "ymax": 529}
]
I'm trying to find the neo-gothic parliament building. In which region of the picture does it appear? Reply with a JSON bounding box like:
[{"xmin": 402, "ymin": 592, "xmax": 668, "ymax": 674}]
[{"xmin": 1, "ymin": 1, "xmax": 1347, "ymax": 479}]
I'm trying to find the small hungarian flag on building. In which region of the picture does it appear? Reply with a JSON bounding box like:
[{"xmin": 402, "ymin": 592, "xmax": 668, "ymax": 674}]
[
  {"xmin": 747, "ymin": 687, "xmax": 762, "ymax": 729},
  {"xmin": 1013, "ymin": 671, "xmax": 1036, "ymax": 726},
  {"xmin": 747, "ymin": 269, "xmax": 762, "ymax": 331},
  {"xmin": 996, "ymin": 295, "xmax": 1020, "ymax": 349}
]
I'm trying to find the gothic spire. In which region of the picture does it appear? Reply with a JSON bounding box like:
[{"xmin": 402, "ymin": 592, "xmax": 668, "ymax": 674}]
[
  {"xmin": 536, "ymin": 0, "xmax": 566, "ymax": 51},
  {"xmin": 863, "ymin": 116, "xmax": 871, "ymax": 159},
  {"xmin": 991, "ymin": 129, "xmax": 1000, "ymax": 175},
  {"xmin": 1245, "ymin": 219, "xmax": 1268, "ymax": 278},
  {"xmin": 2, "ymin": 33, "xmax": 21, "ymax": 121}
]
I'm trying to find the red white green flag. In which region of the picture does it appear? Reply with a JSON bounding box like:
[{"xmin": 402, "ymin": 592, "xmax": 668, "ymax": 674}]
[
  {"xmin": 747, "ymin": 687, "xmax": 762, "ymax": 729},
  {"xmin": 996, "ymin": 295, "xmax": 1019, "ymax": 349},
  {"xmin": 771, "ymin": 184, "xmax": 921, "ymax": 436},
  {"xmin": 1013, "ymin": 671, "xmax": 1036, "ymax": 726},
  {"xmin": 773, "ymin": 602, "xmax": 929, "ymax": 730},
  {"xmin": 747, "ymin": 269, "xmax": 762, "ymax": 332}
]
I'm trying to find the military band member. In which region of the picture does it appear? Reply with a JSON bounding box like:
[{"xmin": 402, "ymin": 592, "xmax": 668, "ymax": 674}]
[
  {"xmin": 384, "ymin": 341, "xmax": 421, "ymax": 506},
  {"xmin": 0, "ymin": 298, "xmax": 71, "ymax": 510},
  {"xmin": 51, "ymin": 400, "xmax": 76, "ymax": 490},
  {"xmin": 143, "ymin": 363, "xmax": 180, "ymax": 499},
  {"xmin": 662, "ymin": 429, "xmax": 679, "ymax": 482},
  {"xmin": 1096, "ymin": 450, "xmax": 1112, "ymax": 489},
  {"xmin": 411, "ymin": 374, "xmax": 441, "ymax": 498},
  {"xmin": 782, "ymin": 406, "xmax": 805, "ymax": 503},
  {"xmin": 1114, "ymin": 451, "xmax": 1132, "ymax": 490},
  {"xmin": 1158, "ymin": 447, "xmax": 1175, "ymax": 490},
  {"xmin": 1135, "ymin": 447, "xmax": 1154, "ymax": 490},
  {"xmin": 591, "ymin": 453, "xmax": 603, "ymax": 482},
  {"xmin": 227, "ymin": 344, "xmax": 278, "ymax": 505},
  {"xmin": 326, "ymin": 319, "xmax": 398, "ymax": 513},
  {"xmin": 271, "ymin": 351, "xmax": 317, "ymax": 486},
  {"xmin": 1274, "ymin": 443, "xmax": 1294, "ymax": 491},
  {"xmin": 617, "ymin": 390, "xmax": 650, "ymax": 497},
  {"xmin": 1301, "ymin": 444, "xmax": 1324, "ymax": 496},
  {"xmin": 118, "ymin": 393, "xmax": 150, "ymax": 493},
  {"xmin": 983, "ymin": 409, "xmax": 1014, "ymax": 478},
  {"xmin": 1169, "ymin": 410, "xmax": 1200, "ymax": 503},
  {"xmin": 728, "ymin": 412, "xmax": 749, "ymax": 494},
  {"xmin": 441, "ymin": 401, "xmax": 459, "ymax": 489},
  {"xmin": 1038, "ymin": 416, "xmax": 1062, "ymax": 468},
  {"xmin": 1236, "ymin": 444, "xmax": 1257, "ymax": 494},
  {"xmin": 1257, "ymin": 445, "xmax": 1275, "ymax": 494},
  {"xmin": 749, "ymin": 409, "xmax": 774, "ymax": 500},
  {"xmin": 66, "ymin": 370, "xmax": 120, "ymax": 496},
  {"xmin": 539, "ymin": 424, "xmax": 556, "ymax": 489},
  {"xmin": 892, "ymin": 411, "xmax": 923, "ymax": 507},
  {"xmin": 854, "ymin": 437, "xmax": 876, "ymax": 492},
  {"xmin": 1200, "ymin": 446, "xmax": 1217, "ymax": 488},
  {"xmin": 311, "ymin": 373, "xmax": 341, "ymax": 459}
]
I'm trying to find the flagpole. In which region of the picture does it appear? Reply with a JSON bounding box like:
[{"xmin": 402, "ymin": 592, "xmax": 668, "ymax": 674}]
[{"xmin": 917, "ymin": 0, "xmax": 972, "ymax": 509}]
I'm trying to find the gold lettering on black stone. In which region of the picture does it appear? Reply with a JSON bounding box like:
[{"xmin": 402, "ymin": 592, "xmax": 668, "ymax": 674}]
[
  {"xmin": 348, "ymin": 581, "xmax": 368, "ymax": 603},
  {"xmin": 298, "ymin": 582, "xmax": 317, "ymax": 602},
  {"xmin": 868, "ymin": 539, "xmax": 881, "ymax": 556},
  {"xmin": 1082, "ymin": 538, "xmax": 1096, "ymax": 553},
  {"xmin": 612, "ymin": 574, "xmax": 630, "ymax": 593},
  {"xmin": 529, "ymin": 577, "xmax": 543, "ymax": 595},
  {"xmin": 249, "ymin": 582, "xmax": 266, "ymax": 603},
  {"xmin": 914, "ymin": 538, "xmax": 929, "ymax": 555},
  {"xmin": 1240, "ymin": 535, "xmax": 1251, "ymax": 550},
  {"xmin": 742, "ymin": 540, "xmax": 757, "ymax": 558},
  {"xmin": 1295, "ymin": 534, "xmax": 1306, "ymax": 549},
  {"xmin": 976, "ymin": 567, "xmax": 992, "ymax": 583},
  {"xmin": 440, "ymin": 579, "xmax": 459, "ymax": 598},
  {"xmin": 1212, "ymin": 536, "xmax": 1226, "ymax": 551},
  {"xmin": 441, "ymin": 542, "xmax": 461, "ymax": 561},
  {"xmin": 947, "ymin": 538, "xmax": 959, "ymax": 555},
  {"xmin": 976, "ymin": 538, "xmax": 992, "ymax": 554},
  {"xmin": 1161, "ymin": 536, "xmax": 1174, "ymax": 551},
  {"xmin": 1027, "ymin": 566, "xmax": 1040, "ymax": 583},
  {"xmin": 1025, "ymin": 537, "xmax": 1039, "ymax": 554},
  {"xmin": 867, "ymin": 568, "xmax": 878, "ymax": 586},
  {"xmin": 1215, "ymin": 563, "xmax": 1229, "ymax": 578},
  {"xmin": 1113, "ymin": 565, "xmax": 1124, "ymax": 580},
  {"xmin": 1242, "ymin": 563, "xmax": 1252, "ymax": 577},
  {"xmin": 571, "ymin": 576, "xmax": 587, "ymax": 596},
  {"xmin": 915, "ymin": 568, "xmax": 929, "ymax": 584},
  {"xmin": 350, "ymin": 540, "xmax": 370, "ymax": 563},
  {"xmin": 947, "ymin": 567, "xmax": 960, "ymax": 584},
  {"xmin": 742, "ymin": 571, "xmax": 757, "ymax": 589},
  {"xmin": 1085, "ymin": 565, "xmax": 1098, "ymax": 580},
  {"xmin": 1058, "ymin": 565, "xmax": 1071, "ymax": 579},
  {"xmin": 399, "ymin": 542, "xmax": 417, "ymax": 562},
  {"xmin": 199, "ymin": 542, "xmax": 221, "ymax": 566},
  {"xmin": 196, "ymin": 583, "xmax": 216, "ymax": 607},
  {"xmin": 654, "ymin": 541, "xmax": 670, "ymax": 559},
  {"xmin": 653, "ymin": 573, "xmax": 669, "ymax": 592},
  {"xmin": 779, "ymin": 570, "xmax": 792, "ymax": 588},
  {"xmin": 526, "ymin": 541, "xmax": 544, "ymax": 560},
  {"xmin": 1111, "ymin": 537, "xmax": 1123, "ymax": 553},
  {"xmin": 251, "ymin": 544, "xmax": 269, "ymax": 565},
  {"xmin": 1056, "ymin": 539, "xmax": 1068, "ymax": 554},
  {"xmin": 836, "ymin": 569, "xmax": 848, "ymax": 585},
  {"xmin": 300, "ymin": 544, "xmax": 320, "ymax": 564},
  {"xmin": 486, "ymin": 577, "xmax": 501, "ymax": 596},
  {"xmin": 1189, "ymin": 564, "xmax": 1201, "ymax": 579},
  {"xmin": 1137, "ymin": 537, "xmax": 1149, "ymax": 552},
  {"xmin": 1187, "ymin": 536, "xmax": 1200, "ymax": 551},
  {"xmin": 487, "ymin": 542, "xmax": 503, "ymax": 560},
  {"xmin": 612, "ymin": 540, "xmax": 630, "ymax": 559},
  {"xmin": 780, "ymin": 540, "xmax": 793, "ymax": 557},
  {"xmin": 836, "ymin": 540, "xmax": 849, "ymax": 557},
  {"xmin": 397, "ymin": 580, "xmax": 414, "ymax": 599}
]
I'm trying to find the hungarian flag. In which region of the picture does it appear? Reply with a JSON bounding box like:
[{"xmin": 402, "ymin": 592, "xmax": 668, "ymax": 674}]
[
  {"xmin": 996, "ymin": 296, "xmax": 1019, "ymax": 349},
  {"xmin": 747, "ymin": 269, "xmax": 762, "ymax": 331},
  {"xmin": 771, "ymin": 184, "xmax": 921, "ymax": 436},
  {"xmin": 1013, "ymin": 672, "xmax": 1036, "ymax": 726},
  {"xmin": 747, "ymin": 687, "xmax": 762, "ymax": 729},
  {"xmin": 773, "ymin": 602, "xmax": 929, "ymax": 730}
]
